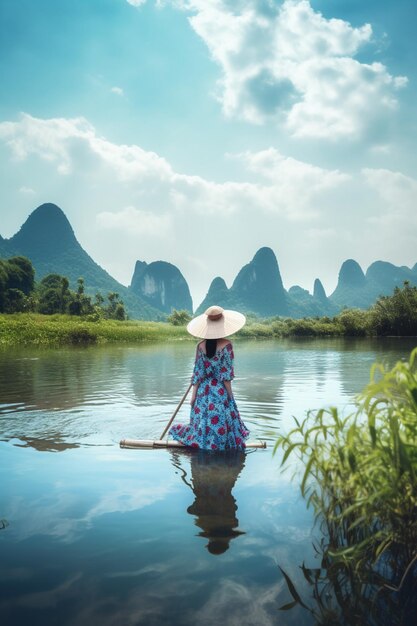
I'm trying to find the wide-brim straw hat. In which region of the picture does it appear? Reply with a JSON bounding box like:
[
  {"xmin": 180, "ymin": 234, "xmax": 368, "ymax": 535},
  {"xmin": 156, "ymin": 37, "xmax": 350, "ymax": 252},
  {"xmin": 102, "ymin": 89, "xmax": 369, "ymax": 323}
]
[{"xmin": 187, "ymin": 306, "xmax": 246, "ymax": 339}]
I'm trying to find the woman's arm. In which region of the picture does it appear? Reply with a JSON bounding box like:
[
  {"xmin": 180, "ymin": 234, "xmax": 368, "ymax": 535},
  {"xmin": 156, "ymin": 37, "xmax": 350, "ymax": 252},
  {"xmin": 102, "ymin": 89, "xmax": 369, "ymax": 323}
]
[
  {"xmin": 224, "ymin": 379, "xmax": 233, "ymax": 399},
  {"xmin": 190, "ymin": 342, "xmax": 203, "ymax": 404},
  {"xmin": 190, "ymin": 383, "xmax": 199, "ymax": 405}
]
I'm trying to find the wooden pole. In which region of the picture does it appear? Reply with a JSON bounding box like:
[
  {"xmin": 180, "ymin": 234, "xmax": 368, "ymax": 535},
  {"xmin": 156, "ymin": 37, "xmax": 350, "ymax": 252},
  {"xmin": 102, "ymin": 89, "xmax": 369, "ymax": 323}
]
[
  {"xmin": 120, "ymin": 439, "xmax": 267, "ymax": 449},
  {"xmin": 159, "ymin": 381, "xmax": 193, "ymax": 440}
]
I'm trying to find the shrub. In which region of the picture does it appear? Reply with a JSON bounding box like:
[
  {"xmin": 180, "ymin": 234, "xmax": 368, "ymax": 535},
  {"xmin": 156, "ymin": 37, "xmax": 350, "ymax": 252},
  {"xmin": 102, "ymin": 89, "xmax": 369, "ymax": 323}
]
[
  {"xmin": 5, "ymin": 256, "xmax": 35, "ymax": 295},
  {"xmin": 239, "ymin": 322, "xmax": 274, "ymax": 338},
  {"xmin": 370, "ymin": 281, "xmax": 417, "ymax": 336},
  {"xmin": 65, "ymin": 327, "xmax": 98, "ymax": 345},
  {"xmin": 0, "ymin": 257, "xmax": 35, "ymax": 312},
  {"xmin": 335, "ymin": 308, "xmax": 369, "ymax": 336},
  {"xmin": 3, "ymin": 288, "xmax": 28, "ymax": 313},
  {"xmin": 167, "ymin": 309, "xmax": 192, "ymax": 326}
]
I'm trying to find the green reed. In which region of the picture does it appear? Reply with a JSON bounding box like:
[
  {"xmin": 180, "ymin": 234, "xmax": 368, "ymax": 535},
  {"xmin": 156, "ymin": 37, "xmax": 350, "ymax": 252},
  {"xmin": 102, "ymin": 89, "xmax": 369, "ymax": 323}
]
[
  {"xmin": 275, "ymin": 348, "xmax": 417, "ymax": 624},
  {"xmin": 0, "ymin": 313, "xmax": 190, "ymax": 346}
]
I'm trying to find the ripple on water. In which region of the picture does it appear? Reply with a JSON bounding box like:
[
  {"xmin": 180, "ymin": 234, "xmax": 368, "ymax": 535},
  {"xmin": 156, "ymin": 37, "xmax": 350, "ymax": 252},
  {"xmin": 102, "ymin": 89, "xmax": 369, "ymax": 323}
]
[{"xmin": 0, "ymin": 338, "xmax": 414, "ymax": 448}]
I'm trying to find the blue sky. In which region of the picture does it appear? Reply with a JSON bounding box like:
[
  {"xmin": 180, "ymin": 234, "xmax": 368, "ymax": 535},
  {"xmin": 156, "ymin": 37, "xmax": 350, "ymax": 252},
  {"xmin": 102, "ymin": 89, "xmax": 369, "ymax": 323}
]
[{"xmin": 0, "ymin": 0, "xmax": 416, "ymax": 307}]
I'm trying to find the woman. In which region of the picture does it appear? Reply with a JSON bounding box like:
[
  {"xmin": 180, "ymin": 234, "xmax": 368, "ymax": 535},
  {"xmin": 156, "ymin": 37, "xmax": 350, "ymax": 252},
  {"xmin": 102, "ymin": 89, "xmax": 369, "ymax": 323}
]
[{"xmin": 169, "ymin": 305, "xmax": 250, "ymax": 450}]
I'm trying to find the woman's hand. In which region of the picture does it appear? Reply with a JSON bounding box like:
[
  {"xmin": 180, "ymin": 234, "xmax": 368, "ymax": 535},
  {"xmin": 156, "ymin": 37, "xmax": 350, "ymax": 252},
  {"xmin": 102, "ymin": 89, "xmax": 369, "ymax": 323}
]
[{"xmin": 190, "ymin": 383, "xmax": 198, "ymax": 406}]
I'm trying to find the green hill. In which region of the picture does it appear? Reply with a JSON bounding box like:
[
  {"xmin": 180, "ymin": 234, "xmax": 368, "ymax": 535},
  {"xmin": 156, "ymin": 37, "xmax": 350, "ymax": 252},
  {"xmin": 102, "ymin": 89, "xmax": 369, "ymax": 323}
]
[{"xmin": 0, "ymin": 203, "xmax": 163, "ymax": 320}]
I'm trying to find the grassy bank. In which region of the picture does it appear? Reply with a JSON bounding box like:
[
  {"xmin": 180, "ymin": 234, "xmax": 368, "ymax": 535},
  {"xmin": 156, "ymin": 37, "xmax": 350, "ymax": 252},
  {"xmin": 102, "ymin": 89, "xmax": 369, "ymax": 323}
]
[
  {"xmin": 0, "ymin": 313, "xmax": 190, "ymax": 347},
  {"xmin": 0, "ymin": 311, "xmax": 365, "ymax": 347},
  {"xmin": 239, "ymin": 312, "xmax": 365, "ymax": 338}
]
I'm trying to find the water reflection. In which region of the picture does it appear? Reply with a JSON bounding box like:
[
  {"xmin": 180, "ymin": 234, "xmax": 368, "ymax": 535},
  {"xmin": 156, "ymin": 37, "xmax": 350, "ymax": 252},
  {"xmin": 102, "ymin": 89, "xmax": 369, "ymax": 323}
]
[
  {"xmin": 0, "ymin": 338, "xmax": 415, "ymax": 448},
  {"xmin": 13, "ymin": 435, "xmax": 80, "ymax": 452},
  {"xmin": 280, "ymin": 528, "xmax": 417, "ymax": 626},
  {"xmin": 172, "ymin": 450, "xmax": 246, "ymax": 555},
  {"xmin": 0, "ymin": 343, "xmax": 195, "ymax": 446},
  {"xmin": 0, "ymin": 344, "xmax": 193, "ymax": 414}
]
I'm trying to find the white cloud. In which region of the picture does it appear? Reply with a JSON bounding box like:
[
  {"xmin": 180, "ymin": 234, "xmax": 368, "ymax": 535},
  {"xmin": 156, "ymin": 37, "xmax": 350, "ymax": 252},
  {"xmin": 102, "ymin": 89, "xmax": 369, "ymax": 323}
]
[
  {"xmin": 126, "ymin": 0, "xmax": 147, "ymax": 7},
  {"xmin": 369, "ymin": 144, "xmax": 391, "ymax": 155},
  {"xmin": 192, "ymin": 577, "xmax": 287, "ymax": 626},
  {"xmin": 306, "ymin": 227, "xmax": 336, "ymax": 240},
  {"xmin": 110, "ymin": 86, "xmax": 124, "ymax": 96},
  {"xmin": 0, "ymin": 114, "xmax": 346, "ymax": 223},
  {"xmin": 232, "ymin": 147, "xmax": 349, "ymax": 218},
  {"xmin": 18, "ymin": 186, "xmax": 36, "ymax": 195},
  {"xmin": 0, "ymin": 113, "xmax": 174, "ymax": 179},
  {"xmin": 363, "ymin": 168, "xmax": 417, "ymax": 225},
  {"xmin": 358, "ymin": 168, "xmax": 417, "ymax": 265},
  {"xmin": 169, "ymin": 0, "xmax": 407, "ymax": 140},
  {"xmin": 237, "ymin": 146, "xmax": 348, "ymax": 187}
]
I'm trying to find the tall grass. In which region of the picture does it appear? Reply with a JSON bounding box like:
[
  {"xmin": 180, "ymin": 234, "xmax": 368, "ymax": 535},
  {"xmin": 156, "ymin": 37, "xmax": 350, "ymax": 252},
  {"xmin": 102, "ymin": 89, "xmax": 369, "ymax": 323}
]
[
  {"xmin": 0, "ymin": 313, "xmax": 190, "ymax": 347},
  {"xmin": 275, "ymin": 349, "xmax": 417, "ymax": 625}
]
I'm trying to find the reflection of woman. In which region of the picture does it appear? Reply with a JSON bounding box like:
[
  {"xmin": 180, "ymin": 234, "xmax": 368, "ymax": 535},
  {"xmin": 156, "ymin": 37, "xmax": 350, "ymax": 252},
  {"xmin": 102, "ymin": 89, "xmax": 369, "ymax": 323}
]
[
  {"xmin": 183, "ymin": 450, "xmax": 246, "ymax": 555},
  {"xmin": 169, "ymin": 306, "xmax": 250, "ymax": 450}
]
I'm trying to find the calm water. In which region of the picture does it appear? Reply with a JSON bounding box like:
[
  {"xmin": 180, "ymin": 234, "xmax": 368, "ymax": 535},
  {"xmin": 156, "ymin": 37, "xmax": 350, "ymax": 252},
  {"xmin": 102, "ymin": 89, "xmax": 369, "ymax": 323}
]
[{"xmin": 0, "ymin": 338, "xmax": 415, "ymax": 625}]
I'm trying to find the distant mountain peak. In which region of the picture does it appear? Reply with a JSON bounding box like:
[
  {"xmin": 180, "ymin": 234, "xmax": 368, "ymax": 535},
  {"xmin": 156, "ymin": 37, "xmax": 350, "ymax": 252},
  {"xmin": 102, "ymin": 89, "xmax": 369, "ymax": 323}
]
[
  {"xmin": 330, "ymin": 259, "xmax": 369, "ymax": 308},
  {"xmin": 23, "ymin": 203, "xmax": 72, "ymax": 227},
  {"xmin": 252, "ymin": 247, "xmax": 276, "ymax": 263},
  {"xmin": 0, "ymin": 203, "xmax": 163, "ymax": 320},
  {"xmin": 195, "ymin": 276, "xmax": 235, "ymax": 315},
  {"xmin": 289, "ymin": 285, "xmax": 309, "ymax": 295},
  {"xmin": 130, "ymin": 260, "xmax": 148, "ymax": 285},
  {"xmin": 231, "ymin": 247, "xmax": 288, "ymax": 316},
  {"xmin": 130, "ymin": 259, "xmax": 193, "ymax": 313},
  {"xmin": 10, "ymin": 203, "xmax": 78, "ymax": 254},
  {"xmin": 338, "ymin": 259, "xmax": 366, "ymax": 288},
  {"xmin": 313, "ymin": 278, "xmax": 327, "ymax": 302},
  {"xmin": 233, "ymin": 247, "xmax": 282, "ymax": 284},
  {"xmin": 209, "ymin": 276, "xmax": 228, "ymax": 291},
  {"xmin": 31, "ymin": 202, "xmax": 66, "ymax": 216}
]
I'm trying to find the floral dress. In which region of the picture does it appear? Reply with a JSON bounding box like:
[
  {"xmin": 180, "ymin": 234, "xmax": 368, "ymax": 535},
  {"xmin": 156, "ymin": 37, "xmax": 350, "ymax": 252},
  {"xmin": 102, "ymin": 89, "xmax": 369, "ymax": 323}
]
[{"xmin": 169, "ymin": 343, "xmax": 250, "ymax": 450}]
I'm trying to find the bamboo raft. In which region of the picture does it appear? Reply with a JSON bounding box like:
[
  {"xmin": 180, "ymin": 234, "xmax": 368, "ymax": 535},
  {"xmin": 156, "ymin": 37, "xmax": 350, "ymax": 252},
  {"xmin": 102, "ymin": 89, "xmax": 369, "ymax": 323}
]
[
  {"xmin": 120, "ymin": 439, "xmax": 267, "ymax": 450},
  {"xmin": 121, "ymin": 382, "xmax": 267, "ymax": 450}
]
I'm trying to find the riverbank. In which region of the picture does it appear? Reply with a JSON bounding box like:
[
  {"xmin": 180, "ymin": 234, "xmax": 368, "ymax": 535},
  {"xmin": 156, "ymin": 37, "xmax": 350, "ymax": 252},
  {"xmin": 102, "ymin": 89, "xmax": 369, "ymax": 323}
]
[
  {"xmin": 0, "ymin": 313, "xmax": 190, "ymax": 346},
  {"xmin": 1, "ymin": 308, "xmax": 416, "ymax": 347},
  {"xmin": 0, "ymin": 313, "xmax": 351, "ymax": 347}
]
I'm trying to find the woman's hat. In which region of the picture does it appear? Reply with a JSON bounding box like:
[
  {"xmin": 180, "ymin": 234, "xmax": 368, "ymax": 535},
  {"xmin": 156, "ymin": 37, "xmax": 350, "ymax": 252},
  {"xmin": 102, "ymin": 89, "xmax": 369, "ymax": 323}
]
[{"xmin": 187, "ymin": 306, "xmax": 246, "ymax": 339}]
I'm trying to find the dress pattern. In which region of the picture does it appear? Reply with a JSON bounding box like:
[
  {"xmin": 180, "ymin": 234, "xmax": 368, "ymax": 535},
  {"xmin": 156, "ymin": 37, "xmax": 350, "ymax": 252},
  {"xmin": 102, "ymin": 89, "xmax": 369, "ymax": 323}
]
[{"xmin": 169, "ymin": 343, "xmax": 250, "ymax": 450}]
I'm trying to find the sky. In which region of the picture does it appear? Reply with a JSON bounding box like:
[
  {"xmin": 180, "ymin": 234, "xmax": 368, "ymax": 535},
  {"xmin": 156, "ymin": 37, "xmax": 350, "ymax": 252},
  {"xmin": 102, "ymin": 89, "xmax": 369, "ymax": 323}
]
[{"xmin": 0, "ymin": 0, "xmax": 416, "ymax": 308}]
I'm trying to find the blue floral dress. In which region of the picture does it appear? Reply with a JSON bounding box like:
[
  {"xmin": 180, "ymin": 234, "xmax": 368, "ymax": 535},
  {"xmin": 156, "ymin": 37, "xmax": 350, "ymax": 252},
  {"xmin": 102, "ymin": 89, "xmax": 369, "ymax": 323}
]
[{"xmin": 169, "ymin": 343, "xmax": 250, "ymax": 450}]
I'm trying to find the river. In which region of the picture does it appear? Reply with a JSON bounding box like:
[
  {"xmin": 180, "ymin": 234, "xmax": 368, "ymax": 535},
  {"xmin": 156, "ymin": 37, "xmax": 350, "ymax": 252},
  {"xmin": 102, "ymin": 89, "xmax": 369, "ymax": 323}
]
[{"xmin": 0, "ymin": 337, "xmax": 415, "ymax": 625}]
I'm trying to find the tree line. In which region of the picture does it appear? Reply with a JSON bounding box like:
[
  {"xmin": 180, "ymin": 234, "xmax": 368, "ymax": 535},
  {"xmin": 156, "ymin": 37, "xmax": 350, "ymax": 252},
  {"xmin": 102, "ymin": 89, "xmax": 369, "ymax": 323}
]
[
  {"xmin": 238, "ymin": 281, "xmax": 417, "ymax": 337},
  {"xmin": 2, "ymin": 255, "xmax": 416, "ymax": 335},
  {"xmin": 0, "ymin": 256, "xmax": 126, "ymax": 320},
  {"xmin": 166, "ymin": 282, "xmax": 417, "ymax": 337}
]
